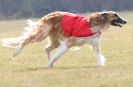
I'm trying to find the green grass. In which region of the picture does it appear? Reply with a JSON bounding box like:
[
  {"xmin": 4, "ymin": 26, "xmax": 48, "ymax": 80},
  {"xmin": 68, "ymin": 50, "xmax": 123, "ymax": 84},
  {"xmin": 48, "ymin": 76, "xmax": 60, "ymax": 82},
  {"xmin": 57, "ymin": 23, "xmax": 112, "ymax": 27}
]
[{"xmin": 0, "ymin": 12, "xmax": 133, "ymax": 87}]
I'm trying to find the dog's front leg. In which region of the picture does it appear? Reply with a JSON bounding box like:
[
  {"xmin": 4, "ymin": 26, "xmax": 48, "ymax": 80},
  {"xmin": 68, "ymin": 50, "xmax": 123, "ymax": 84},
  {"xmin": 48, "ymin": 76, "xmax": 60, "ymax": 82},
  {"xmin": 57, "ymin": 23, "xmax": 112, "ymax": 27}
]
[
  {"xmin": 47, "ymin": 41, "xmax": 69, "ymax": 68},
  {"xmin": 87, "ymin": 36, "xmax": 105, "ymax": 66}
]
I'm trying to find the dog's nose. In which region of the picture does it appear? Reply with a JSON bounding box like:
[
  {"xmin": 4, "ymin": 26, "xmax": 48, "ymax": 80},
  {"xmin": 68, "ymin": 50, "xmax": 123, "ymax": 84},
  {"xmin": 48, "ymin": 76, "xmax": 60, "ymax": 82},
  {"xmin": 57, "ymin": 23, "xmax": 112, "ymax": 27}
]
[{"xmin": 123, "ymin": 21, "xmax": 127, "ymax": 24}]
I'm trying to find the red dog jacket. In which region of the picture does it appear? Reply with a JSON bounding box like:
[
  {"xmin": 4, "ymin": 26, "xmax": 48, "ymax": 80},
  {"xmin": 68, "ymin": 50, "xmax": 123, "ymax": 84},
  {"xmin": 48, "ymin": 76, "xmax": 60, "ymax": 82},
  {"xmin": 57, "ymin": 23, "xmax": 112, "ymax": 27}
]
[{"xmin": 62, "ymin": 13, "xmax": 95, "ymax": 37}]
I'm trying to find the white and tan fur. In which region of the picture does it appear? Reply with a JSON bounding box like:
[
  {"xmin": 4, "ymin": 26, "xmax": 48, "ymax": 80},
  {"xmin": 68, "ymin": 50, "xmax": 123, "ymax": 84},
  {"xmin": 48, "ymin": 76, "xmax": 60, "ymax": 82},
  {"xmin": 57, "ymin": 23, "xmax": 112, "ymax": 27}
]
[{"xmin": 1, "ymin": 11, "xmax": 126, "ymax": 68}]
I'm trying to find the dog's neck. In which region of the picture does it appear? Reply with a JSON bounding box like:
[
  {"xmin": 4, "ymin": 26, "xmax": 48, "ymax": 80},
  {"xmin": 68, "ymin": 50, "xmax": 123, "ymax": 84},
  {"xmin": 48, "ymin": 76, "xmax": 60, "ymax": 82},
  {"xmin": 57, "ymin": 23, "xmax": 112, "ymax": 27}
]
[
  {"xmin": 89, "ymin": 16, "xmax": 110, "ymax": 33},
  {"xmin": 90, "ymin": 23, "xmax": 110, "ymax": 33}
]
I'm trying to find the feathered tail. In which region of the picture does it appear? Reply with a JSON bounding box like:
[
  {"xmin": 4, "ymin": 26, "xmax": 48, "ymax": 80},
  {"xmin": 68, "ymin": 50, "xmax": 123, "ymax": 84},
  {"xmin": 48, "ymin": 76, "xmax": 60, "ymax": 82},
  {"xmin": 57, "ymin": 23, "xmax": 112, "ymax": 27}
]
[
  {"xmin": 1, "ymin": 20, "xmax": 38, "ymax": 48},
  {"xmin": 1, "ymin": 37, "xmax": 23, "ymax": 48}
]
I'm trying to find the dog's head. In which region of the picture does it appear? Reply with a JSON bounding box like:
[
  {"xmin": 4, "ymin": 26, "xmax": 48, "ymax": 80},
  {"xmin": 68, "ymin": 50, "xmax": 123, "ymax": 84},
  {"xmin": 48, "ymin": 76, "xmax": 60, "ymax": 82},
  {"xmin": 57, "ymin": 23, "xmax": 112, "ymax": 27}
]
[{"xmin": 100, "ymin": 11, "xmax": 127, "ymax": 27}]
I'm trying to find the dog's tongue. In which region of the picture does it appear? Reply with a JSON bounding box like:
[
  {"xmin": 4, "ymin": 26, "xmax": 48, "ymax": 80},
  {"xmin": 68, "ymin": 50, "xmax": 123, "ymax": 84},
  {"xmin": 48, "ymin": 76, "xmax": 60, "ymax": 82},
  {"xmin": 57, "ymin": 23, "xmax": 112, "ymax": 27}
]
[
  {"xmin": 114, "ymin": 22, "xmax": 122, "ymax": 27},
  {"xmin": 118, "ymin": 23, "xmax": 123, "ymax": 27}
]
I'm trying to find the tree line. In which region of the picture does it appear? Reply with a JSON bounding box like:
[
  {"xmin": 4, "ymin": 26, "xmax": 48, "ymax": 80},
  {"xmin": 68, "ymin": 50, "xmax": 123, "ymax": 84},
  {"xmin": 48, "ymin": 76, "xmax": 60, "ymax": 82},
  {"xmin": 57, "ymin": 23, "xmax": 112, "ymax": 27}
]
[{"xmin": 0, "ymin": 0, "xmax": 132, "ymax": 19}]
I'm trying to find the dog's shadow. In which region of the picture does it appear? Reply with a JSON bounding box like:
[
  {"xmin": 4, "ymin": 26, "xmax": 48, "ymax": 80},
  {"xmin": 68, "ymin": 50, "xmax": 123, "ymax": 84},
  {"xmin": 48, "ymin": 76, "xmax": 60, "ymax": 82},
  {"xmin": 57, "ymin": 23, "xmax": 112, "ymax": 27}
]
[
  {"xmin": 55, "ymin": 66, "xmax": 98, "ymax": 69},
  {"xmin": 13, "ymin": 65, "xmax": 99, "ymax": 72}
]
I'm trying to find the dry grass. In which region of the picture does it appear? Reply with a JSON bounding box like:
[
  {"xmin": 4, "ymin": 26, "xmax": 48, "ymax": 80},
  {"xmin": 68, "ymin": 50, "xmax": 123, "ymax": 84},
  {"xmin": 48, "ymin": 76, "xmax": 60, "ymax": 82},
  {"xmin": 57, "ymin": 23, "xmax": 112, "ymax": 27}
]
[{"xmin": 0, "ymin": 12, "xmax": 133, "ymax": 87}]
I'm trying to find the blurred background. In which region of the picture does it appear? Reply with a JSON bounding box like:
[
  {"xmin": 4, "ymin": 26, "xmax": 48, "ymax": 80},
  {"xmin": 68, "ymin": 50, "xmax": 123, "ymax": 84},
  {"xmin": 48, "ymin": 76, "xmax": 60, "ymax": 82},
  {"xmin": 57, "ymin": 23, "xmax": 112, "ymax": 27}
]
[
  {"xmin": 0, "ymin": 1, "xmax": 133, "ymax": 87},
  {"xmin": 0, "ymin": 0, "xmax": 133, "ymax": 19}
]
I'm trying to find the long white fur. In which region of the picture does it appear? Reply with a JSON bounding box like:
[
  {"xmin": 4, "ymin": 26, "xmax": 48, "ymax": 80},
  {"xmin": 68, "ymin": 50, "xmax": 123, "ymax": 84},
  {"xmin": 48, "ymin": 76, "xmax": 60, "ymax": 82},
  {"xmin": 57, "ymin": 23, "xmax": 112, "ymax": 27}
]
[
  {"xmin": 1, "ymin": 20, "xmax": 38, "ymax": 48},
  {"xmin": 1, "ymin": 37, "xmax": 23, "ymax": 48},
  {"xmin": 23, "ymin": 20, "xmax": 38, "ymax": 38}
]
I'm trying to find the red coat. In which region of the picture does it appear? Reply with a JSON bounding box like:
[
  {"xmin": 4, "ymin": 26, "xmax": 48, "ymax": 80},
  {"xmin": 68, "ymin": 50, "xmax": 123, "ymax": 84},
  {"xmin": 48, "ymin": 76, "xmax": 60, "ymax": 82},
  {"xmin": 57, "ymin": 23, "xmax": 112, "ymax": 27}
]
[{"xmin": 62, "ymin": 13, "xmax": 95, "ymax": 37}]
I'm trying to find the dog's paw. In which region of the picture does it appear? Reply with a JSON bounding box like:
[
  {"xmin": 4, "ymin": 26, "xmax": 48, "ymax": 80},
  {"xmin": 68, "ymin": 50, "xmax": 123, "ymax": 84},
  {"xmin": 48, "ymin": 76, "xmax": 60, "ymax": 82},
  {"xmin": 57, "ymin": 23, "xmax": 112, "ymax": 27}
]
[
  {"xmin": 46, "ymin": 65, "xmax": 53, "ymax": 69},
  {"xmin": 97, "ymin": 55, "xmax": 105, "ymax": 66},
  {"xmin": 13, "ymin": 52, "xmax": 18, "ymax": 57}
]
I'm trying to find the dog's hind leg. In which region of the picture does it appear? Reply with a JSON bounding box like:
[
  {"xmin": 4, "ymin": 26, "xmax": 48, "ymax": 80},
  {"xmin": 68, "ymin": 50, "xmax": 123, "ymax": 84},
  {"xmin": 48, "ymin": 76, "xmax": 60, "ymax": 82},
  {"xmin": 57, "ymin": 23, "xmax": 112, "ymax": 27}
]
[
  {"xmin": 13, "ymin": 46, "xmax": 23, "ymax": 57},
  {"xmin": 47, "ymin": 40, "xmax": 69, "ymax": 68},
  {"xmin": 45, "ymin": 39, "xmax": 60, "ymax": 60},
  {"xmin": 13, "ymin": 23, "xmax": 52, "ymax": 57},
  {"xmin": 13, "ymin": 39, "xmax": 29, "ymax": 57},
  {"xmin": 45, "ymin": 45, "xmax": 58, "ymax": 60}
]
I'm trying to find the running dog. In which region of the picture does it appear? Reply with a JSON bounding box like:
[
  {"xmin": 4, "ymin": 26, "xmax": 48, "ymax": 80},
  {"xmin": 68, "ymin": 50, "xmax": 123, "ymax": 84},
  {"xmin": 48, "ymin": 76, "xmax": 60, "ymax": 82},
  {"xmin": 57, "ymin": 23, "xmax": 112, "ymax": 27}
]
[{"xmin": 1, "ymin": 11, "xmax": 127, "ymax": 68}]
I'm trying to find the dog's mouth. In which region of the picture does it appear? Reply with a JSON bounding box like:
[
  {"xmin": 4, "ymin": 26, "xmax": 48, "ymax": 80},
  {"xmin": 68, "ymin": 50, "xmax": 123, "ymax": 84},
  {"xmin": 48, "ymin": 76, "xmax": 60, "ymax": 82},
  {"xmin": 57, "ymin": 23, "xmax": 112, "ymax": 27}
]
[{"xmin": 111, "ymin": 18, "xmax": 127, "ymax": 27}]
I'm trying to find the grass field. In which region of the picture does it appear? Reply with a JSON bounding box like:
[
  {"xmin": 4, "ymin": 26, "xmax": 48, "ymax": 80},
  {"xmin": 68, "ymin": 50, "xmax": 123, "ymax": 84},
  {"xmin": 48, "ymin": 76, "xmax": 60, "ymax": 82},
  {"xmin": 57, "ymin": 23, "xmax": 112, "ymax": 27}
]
[{"xmin": 0, "ymin": 12, "xmax": 133, "ymax": 87}]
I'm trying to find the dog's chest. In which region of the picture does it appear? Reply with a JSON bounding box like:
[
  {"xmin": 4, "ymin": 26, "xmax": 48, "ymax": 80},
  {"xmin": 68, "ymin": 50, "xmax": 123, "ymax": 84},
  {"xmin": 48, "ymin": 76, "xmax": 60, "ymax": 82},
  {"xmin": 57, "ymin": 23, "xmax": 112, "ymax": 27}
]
[
  {"xmin": 92, "ymin": 24, "xmax": 110, "ymax": 33},
  {"xmin": 74, "ymin": 33, "xmax": 100, "ymax": 46}
]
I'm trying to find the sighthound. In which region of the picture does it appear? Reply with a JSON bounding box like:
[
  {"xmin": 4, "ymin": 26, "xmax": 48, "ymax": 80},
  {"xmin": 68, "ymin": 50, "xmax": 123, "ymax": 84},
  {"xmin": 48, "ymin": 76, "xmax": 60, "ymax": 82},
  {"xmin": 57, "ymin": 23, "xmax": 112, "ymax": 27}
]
[{"xmin": 1, "ymin": 11, "xmax": 127, "ymax": 68}]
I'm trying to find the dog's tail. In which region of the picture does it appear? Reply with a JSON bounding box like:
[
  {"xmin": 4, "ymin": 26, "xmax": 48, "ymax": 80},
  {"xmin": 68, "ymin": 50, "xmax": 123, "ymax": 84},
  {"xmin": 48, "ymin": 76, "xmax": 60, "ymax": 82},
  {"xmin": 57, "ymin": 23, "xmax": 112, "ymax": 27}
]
[
  {"xmin": 1, "ymin": 20, "xmax": 39, "ymax": 48},
  {"xmin": 1, "ymin": 37, "xmax": 23, "ymax": 48},
  {"xmin": 1, "ymin": 19, "xmax": 51, "ymax": 56}
]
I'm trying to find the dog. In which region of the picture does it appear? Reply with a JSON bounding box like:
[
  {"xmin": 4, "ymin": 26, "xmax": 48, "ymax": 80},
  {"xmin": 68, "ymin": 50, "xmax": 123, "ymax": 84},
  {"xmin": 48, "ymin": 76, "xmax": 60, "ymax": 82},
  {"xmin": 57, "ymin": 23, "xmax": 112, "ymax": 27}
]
[{"xmin": 1, "ymin": 11, "xmax": 127, "ymax": 68}]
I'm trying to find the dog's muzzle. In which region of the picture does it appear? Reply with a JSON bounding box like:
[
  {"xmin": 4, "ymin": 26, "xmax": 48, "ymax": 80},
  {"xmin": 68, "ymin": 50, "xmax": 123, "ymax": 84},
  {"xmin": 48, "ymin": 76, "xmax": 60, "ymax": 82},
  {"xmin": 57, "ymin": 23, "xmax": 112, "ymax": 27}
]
[{"xmin": 111, "ymin": 18, "xmax": 127, "ymax": 27}]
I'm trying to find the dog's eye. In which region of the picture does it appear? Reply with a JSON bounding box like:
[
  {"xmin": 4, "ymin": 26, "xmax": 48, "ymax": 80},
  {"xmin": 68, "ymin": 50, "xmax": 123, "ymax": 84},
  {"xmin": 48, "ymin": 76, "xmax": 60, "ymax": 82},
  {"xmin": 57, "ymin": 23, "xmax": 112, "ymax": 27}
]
[
  {"xmin": 114, "ymin": 14, "xmax": 118, "ymax": 17},
  {"xmin": 111, "ymin": 14, "xmax": 117, "ymax": 17}
]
